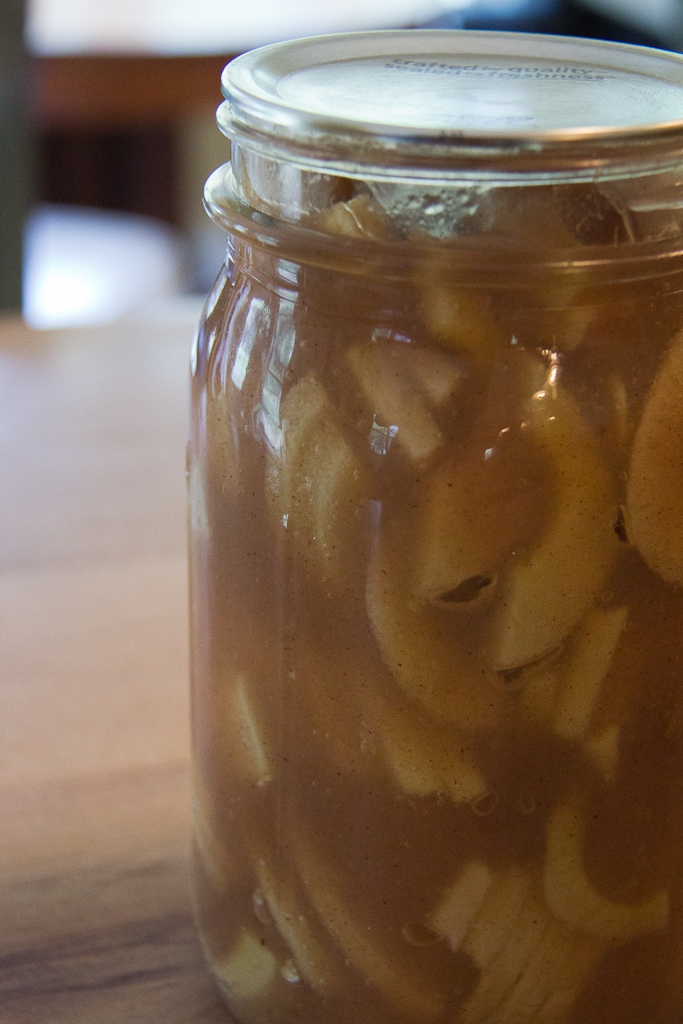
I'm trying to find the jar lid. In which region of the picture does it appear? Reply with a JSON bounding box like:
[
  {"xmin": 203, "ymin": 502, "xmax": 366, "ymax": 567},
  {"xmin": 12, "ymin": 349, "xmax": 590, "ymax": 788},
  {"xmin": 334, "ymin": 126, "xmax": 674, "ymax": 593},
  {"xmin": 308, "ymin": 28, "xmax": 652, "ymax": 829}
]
[{"xmin": 219, "ymin": 30, "xmax": 683, "ymax": 175}]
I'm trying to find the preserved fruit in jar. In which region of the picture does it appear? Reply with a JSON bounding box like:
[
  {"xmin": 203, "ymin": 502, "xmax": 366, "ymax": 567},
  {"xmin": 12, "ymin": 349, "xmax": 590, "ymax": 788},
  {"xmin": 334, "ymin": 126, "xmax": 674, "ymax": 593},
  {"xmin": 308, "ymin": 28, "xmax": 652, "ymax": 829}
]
[{"xmin": 189, "ymin": 29, "xmax": 683, "ymax": 1024}]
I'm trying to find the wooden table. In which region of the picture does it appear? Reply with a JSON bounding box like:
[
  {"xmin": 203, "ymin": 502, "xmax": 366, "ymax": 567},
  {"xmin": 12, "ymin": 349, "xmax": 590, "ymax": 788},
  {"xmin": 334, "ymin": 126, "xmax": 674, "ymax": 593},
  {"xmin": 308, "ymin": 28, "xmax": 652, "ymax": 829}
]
[{"xmin": 0, "ymin": 301, "xmax": 230, "ymax": 1022}]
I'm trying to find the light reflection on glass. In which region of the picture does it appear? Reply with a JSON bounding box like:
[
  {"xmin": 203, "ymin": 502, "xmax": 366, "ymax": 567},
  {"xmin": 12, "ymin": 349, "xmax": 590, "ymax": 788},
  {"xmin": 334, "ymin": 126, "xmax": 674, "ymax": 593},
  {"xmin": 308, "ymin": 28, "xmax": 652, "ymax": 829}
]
[
  {"xmin": 369, "ymin": 419, "xmax": 399, "ymax": 455},
  {"xmin": 278, "ymin": 164, "xmax": 304, "ymax": 223},
  {"xmin": 215, "ymin": 284, "xmax": 251, "ymax": 393},
  {"xmin": 231, "ymin": 296, "xmax": 271, "ymax": 390},
  {"xmin": 371, "ymin": 325, "xmax": 413, "ymax": 344},
  {"xmin": 259, "ymin": 298, "xmax": 297, "ymax": 454},
  {"xmin": 277, "ymin": 257, "xmax": 300, "ymax": 286}
]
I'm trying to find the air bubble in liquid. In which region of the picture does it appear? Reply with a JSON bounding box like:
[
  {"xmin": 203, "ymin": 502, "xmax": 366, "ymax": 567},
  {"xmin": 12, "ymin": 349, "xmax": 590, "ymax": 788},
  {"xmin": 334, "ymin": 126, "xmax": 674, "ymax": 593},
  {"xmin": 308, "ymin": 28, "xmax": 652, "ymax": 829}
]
[
  {"xmin": 471, "ymin": 791, "xmax": 499, "ymax": 817},
  {"xmin": 281, "ymin": 959, "xmax": 301, "ymax": 984},
  {"xmin": 253, "ymin": 888, "xmax": 271, "ymax": 925}
]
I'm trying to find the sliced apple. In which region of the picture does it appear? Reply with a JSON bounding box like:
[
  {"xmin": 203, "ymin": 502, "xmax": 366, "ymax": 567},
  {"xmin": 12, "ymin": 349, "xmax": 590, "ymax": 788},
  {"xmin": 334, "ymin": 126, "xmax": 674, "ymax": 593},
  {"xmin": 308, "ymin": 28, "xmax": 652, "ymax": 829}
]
[
  {"xmin": 627, "ymin": 326, "xmax": 683, "ymax": 585},
  {"xmin": 266, "ymin": 373, "xmax": 368, "ymax": 590},
  {"xmin": 290, "ymin": 825, "xmax": 448, "ymax": 1021},
  {"xmin": 192, "ymin": 773, "xmax": 236, "ymax": 894},
  {"xmin": 188, "ymin": 457, "xmax": 210, "ymax": 537},
  {"xmin": 459, "ymin": 867, "xmax": 606, "ymax": 1024},
  {"xmin": 426, "ymin": 861, "xmax": 493, "ymax": 951},
  {"xmin": 215, "ymin": 927, "xmax": 278, "ymax": 1003},
  {"xmin": 494, "ymin": 919, "xmax": 604, "ymax": 1024},
  {"xmin": 292, "ymin": 640, "xmax": 373, "ymax": 777},
  {"xmin": 253, "ymin": 856, "xmax": 333, "ymax": 991},
  {"xmin": 517, "ymin": 658, "xmax": 564, "ymax": 728},
  {"xmin": 461, "ymin": 866, "xmax": 533, "ymax": 970},
  {"xmin": 230, "ymin": 672, "xmax": 273, "ymax": 787},
  {"xmin": 490, "ymin": 382, "xmax": 618, "ymax": 671},
  {"xmin": 314, "ymin": 194, "xmax": 391, "ymax": 239},
  {"xmin": 347, "ymin": 342, "xmax": 464, "ymax": 462},
  {"xmin": 417, "ymin": 274, "xmax": 510, "ymax": 367},
  {"xmin": 544, "ymin": 792, "xmax": 669, "ymax": 941},
  {"xmin": 363, "ymin": 689, "xmax": 487, "ymax": 802},
  {"xmin": 413, "ymin": 375, "xmax": 550, "ymax": 606},
  {"xmin": 458, "ymin": 886, "xmax": 551, "ymax": 1024},
  {"xmin": 583, "ymin": 725, "xmax": 621, "ymax": 784},
  {"xmin": 552, "ymin": 606, "xmax": 629, "ymax": 743},
  {"xmin": 367, "ymin": 524, "xmax": 508, "ymax": 730}
]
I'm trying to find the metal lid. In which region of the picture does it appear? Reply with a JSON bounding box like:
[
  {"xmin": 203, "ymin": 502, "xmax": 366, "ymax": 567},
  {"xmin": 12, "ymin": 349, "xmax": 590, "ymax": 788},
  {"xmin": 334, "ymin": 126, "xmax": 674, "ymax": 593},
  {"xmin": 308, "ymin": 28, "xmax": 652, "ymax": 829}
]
[{"xmin": 218, "ymin": 30, "xmax": 683, "ymax": 175}]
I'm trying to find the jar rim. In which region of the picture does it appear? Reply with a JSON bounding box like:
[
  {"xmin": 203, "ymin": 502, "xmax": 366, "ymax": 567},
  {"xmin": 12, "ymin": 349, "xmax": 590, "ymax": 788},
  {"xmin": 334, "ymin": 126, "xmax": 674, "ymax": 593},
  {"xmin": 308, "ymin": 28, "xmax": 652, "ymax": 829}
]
[{"xmin": 219, "ymin": 29, "xmax": 683, "ymax": 177}]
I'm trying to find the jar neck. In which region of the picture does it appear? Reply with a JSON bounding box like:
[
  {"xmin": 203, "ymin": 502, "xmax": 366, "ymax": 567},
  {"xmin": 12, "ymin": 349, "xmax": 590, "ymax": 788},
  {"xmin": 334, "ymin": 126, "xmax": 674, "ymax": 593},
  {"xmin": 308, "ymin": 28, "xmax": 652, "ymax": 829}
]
[
  {"xmin": 206, "ymin": 157, "xmax": 683, "ymax": 289},
  {"xmin": 230, "ymin": 139, "xmax": 683, "ymax": 236}
]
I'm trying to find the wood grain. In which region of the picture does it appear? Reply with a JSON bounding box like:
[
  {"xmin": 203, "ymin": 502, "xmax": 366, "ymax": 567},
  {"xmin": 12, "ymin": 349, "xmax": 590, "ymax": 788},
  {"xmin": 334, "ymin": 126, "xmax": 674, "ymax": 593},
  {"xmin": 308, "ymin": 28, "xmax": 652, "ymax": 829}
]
[
  {"xmin": 0, "ymin": 304, "xmax": 230, "ymax": 1022},
  {"xmin": 0, "ymin": 766, "xmax": 227, "ymax": 1024}
]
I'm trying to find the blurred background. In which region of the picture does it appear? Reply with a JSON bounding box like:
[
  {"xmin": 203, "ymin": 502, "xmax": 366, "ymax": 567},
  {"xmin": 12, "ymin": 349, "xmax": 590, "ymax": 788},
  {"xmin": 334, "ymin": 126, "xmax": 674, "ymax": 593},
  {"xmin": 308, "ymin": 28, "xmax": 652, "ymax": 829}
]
[{"xmin": 3, "ymin": 0, "xmax": 683, "ymax": 328}]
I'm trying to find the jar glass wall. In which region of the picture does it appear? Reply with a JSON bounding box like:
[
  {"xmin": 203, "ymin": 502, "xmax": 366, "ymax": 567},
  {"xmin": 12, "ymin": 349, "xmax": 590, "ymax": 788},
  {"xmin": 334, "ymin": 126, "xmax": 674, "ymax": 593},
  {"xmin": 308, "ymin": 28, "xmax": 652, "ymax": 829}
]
[{"xmin": 189, "ymin": 30, "xmax": 683, "ymax": 1024}]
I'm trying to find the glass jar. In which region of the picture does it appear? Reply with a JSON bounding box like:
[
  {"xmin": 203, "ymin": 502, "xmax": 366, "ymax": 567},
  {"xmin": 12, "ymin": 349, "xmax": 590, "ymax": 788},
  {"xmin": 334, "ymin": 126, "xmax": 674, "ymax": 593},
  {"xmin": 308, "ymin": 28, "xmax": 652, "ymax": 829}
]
[{"xmin": 189, "ymin": 30, "xmax": 683, "ymax": 1024}]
